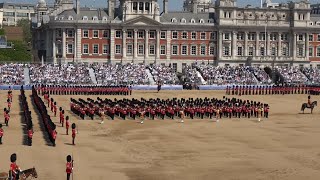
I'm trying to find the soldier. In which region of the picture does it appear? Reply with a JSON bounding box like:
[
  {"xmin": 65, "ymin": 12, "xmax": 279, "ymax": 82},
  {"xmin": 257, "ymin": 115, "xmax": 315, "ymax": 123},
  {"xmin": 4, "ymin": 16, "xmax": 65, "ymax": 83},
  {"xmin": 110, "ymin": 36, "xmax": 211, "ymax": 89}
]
[
  {"xmin": 52, "ymin": 125, "xmax": 57, "ymax": 147},
  {"xmin": 27, "ymin": 126, "xmax": 33, "ymax": 146},
  {"xmin": 0, "ymin": 124, "xmax": 3, "ymax": 144},
  {"xmin": 53, "ymin": 102, "xmax": 57, "ymax": 117},
  {"xmin": 100, "ymin": 110, "xmax": 105, "ymax": 124},
  {"xmin": 66, "ymin": 155, "xmax": 73, "ymax": 180},
  {"xmin": 66, "ymin": 116, "xmax": 70, "ymax": 135},
  {"xmin": 72, "ymin": 123, "xmax": 77, "ymax": 145},
  {"xmin": 264, "ymin": 104, "xmax": 269, "ymax": 118},
  {"xmin": 7, "ymin": 98, "xmax": 11, "ymax": 111},
  {"xmin": 5, "ymin": 110, "xmax": 10, "ymax": 126},
  {"xmin": 9, "ymin": 153, "xmax": 22, "ymax": 180},
  {"xmin": 258, "ymin": 105, "xmax": 262, "ymax": 122}
]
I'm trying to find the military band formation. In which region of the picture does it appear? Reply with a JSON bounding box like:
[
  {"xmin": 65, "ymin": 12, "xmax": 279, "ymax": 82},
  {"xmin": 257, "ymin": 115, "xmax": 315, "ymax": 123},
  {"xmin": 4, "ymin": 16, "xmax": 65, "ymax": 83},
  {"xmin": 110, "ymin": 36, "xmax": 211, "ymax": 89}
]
[{"xmin": 226, "ymin": 84, "xmax": 320, "ymax": 95}]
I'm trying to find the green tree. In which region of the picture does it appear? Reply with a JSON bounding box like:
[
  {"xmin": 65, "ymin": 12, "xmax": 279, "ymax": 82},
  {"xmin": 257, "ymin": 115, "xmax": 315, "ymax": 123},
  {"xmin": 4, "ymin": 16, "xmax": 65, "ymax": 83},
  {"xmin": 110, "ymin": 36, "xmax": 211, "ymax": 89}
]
[
  {"xmin": 0, "ymin": 29, "xmax": 5, "ymax": 36},
  {"xmin": 17, "ymin": 19, "xmax": 31, "ymax": 43}
]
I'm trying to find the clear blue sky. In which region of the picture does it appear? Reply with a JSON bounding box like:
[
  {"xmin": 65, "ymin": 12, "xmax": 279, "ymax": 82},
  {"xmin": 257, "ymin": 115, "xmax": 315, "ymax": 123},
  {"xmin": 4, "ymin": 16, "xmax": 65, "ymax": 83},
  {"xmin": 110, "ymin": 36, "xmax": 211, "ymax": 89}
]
[{"xmin": 0, "ymin": 0, "xmax": 318, "ymax": 10}]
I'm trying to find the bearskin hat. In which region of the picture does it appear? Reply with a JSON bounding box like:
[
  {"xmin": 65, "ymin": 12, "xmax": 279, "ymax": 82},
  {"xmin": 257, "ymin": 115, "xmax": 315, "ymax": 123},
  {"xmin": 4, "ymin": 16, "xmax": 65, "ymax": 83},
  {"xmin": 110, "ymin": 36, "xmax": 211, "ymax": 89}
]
[
  {"xmin": 54, "ymin": 102, "xmax": 57, "ymax": 105},
  {"xmin": 66, "ymin": 155, "xmax": 72, "ymax": 162},
  {"xmin": 4, "ymin": 108, "xmax": 6, "ymax": 111},
  {"xmin": 308, "ymin": 95, "xmax": 311, "ymax": 99},
  {"xmin": 10, "ymin": 153, "xmax": 17, "ymax": 162},
  {"xmin": 66, "ymin": 116, "xmax": 69, "ymax": 120},
  {"xmin": 59, "ymin": 107, "xmax": 62, "ymax": 111},
  {"xmin": 51, "ymin": 98, "xmax": 53, "ymax": 101},
  {"xmin": 72, "ymin": 123, "xmax": 76, "ymax": 129},
  {"xmin": 0, "ymin": 124, "xmax": 2, "ymax": 128},
  {"xmin": 52, "ymin": 124, "xmax": 56, "ymax": 130},
  {"xmin": 7, "ymin": 99, "xmax": 10, "ymax": 102}
]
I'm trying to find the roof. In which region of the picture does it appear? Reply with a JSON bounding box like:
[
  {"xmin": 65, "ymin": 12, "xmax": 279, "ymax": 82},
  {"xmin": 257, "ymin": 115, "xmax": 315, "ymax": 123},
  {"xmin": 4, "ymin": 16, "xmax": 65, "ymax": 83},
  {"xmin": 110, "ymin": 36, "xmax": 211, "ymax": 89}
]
[
  {"xmin": 56, "ymin": 8, "xmax": 109, "ymax": 20},
  {"xmin": 0, "ymin": 2, "xmax": 35, "ymax": 9},
  {"xmin": 160, "ymin": 11, "xmax": 215, "ymax": 24},
  {"xmin": 310, "ymin": 14, "xmax": 320, "ymax": 21}
]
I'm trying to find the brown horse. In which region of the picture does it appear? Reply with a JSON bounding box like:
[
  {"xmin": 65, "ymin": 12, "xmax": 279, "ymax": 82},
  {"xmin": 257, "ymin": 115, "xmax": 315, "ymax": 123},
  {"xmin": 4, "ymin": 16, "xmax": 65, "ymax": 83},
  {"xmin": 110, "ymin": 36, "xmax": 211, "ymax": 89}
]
[
  {"xmin": 301, "ymin": 101, "xmax": 317, "ymax": 114},
  {"xmin": 0, "ymin": 167, "xmax": 38, "ymax": 180}
]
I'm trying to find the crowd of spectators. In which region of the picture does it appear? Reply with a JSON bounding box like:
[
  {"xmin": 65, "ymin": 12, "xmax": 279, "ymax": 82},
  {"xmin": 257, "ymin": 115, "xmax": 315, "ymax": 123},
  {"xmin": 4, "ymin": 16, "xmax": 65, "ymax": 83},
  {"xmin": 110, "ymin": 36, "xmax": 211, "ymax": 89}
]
[
  {"xmin": 276, "ymin": 66, "xmax": 309, "ymax": 84},
  {"xmin": 149, "ymin": 64, "xmax": 179, "ymax": 84},
  {"xmin": 92, "ymin": 63, "xmax": 149, "ymax": 85},
  {"xmin": 247, "ymin": 66, "xmax": 272, "ymax": 84},
  {"xmin": 181, "ymin": 65, "xmax": 201, "ymax": 85},
  {"xmin": 300, "ymin": 67, "xmax": 320, "ymax": 84},
  {"xmin": 29, "ymin": 63, "xmax": 92, "ymax": 85},
  {"xmin": 0, "ymin": 63, "xmax": 25, "ymax": 85},
  {"xmin": 196, "ymin": 64, "xmax": 258, "ymax": 85}
]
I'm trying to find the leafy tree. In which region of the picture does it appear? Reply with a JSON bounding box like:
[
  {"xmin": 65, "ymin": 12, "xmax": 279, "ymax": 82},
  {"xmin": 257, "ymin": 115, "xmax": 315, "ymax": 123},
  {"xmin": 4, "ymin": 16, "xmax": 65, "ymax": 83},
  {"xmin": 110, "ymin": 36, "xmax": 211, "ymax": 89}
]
[
  {"xmin": 0, "ymin": 29, "xmax": 5, "ymax": 36},
  {"xmin": 17, "ymin": 19, "xmax": 31, "ymax": 43}
]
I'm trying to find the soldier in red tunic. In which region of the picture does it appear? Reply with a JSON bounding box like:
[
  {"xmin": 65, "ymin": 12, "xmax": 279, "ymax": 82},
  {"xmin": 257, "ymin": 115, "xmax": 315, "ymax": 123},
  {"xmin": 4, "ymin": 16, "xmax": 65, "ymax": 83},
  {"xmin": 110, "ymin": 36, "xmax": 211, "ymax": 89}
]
[
  {"xmin": 71, "ymin": 123, "xmax": 76, "ymax": 145},
  {"xmin": 10, "ymin": 153, "xmax": 22, "ymax": 180},
  {"xmin": 7, "ymin": 98, "xmax": 11, "ymax": 111},
  {"xmin": 0, "ymin": 124, "xmax": 3, "ymax": 144},
  {"xmin": 61, "ymin": 110, "xmax": 65, "ymax": 127},
  {"xmin": 66, "ymin": 155, "xmax": 73, "ymax": 180},
  {"xmin": 53, "ymin": 102, "xmax": 57, "ymax": 117},
  {"xmin": 66, "ymin": 116, "xmax": 70, "ymax": 135},
  {"xmin": 27, "ymin": 125, "xmax": 33, "ymax": 146},
  {"xmin": 4, "ymin": 110, "xmax": 10, "ymax": 126}
]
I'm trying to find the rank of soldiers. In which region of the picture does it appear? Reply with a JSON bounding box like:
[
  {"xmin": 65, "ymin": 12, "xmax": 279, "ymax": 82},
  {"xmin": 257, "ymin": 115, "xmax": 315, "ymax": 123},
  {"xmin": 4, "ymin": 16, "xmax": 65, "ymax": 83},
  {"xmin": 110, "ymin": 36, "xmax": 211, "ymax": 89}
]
[{"xmin": 70, "ymin": 96, "xmax": 270, "ymax": 120}]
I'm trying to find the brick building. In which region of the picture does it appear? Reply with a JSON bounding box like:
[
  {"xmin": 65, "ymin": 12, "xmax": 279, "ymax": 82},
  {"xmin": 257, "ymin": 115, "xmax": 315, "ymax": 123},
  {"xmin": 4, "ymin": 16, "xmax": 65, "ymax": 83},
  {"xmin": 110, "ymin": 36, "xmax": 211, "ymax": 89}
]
[{"xmin": 32, "ymin": 0, "xmax": 320, "ymax": 72}]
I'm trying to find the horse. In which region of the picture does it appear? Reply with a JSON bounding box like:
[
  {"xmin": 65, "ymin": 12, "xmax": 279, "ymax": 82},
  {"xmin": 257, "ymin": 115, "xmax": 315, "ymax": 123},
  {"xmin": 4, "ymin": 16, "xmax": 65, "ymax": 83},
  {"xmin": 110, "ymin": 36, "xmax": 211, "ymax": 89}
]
[
  {"xmin": 301, "ymin": 101, "xmax": 317, "ymax": 114},
  {"xmin": 0, "ymin": 167, "xmax": 38, "ymax": 180}
]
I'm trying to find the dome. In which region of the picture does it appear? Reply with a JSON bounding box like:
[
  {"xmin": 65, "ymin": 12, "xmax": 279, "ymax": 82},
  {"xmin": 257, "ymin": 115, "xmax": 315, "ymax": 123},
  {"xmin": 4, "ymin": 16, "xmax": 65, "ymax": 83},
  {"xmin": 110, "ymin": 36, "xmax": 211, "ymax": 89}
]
[{"xmin": 38, "ymin": 0, "xmax": 47, "ymax": 8}]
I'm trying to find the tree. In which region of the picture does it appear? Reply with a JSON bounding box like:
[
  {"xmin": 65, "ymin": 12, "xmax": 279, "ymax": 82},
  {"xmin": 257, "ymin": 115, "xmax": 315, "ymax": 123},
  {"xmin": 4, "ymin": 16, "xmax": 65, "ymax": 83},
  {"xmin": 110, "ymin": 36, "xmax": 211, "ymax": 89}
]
[{"xmin": 17, "ymin": 19, "xmax": 31, "ymax": 43}]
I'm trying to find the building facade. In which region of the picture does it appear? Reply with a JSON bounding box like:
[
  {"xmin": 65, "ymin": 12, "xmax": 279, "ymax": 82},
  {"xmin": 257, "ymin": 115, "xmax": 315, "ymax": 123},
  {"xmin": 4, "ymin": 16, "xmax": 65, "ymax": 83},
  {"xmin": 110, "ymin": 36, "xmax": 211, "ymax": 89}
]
[
  {"xmin": 0, "ymin": 2, "xmax": 36, "ymax": 26},
  {"xmin": 32, "ymin": 0, "xmax": 320, "ymax": 71}
]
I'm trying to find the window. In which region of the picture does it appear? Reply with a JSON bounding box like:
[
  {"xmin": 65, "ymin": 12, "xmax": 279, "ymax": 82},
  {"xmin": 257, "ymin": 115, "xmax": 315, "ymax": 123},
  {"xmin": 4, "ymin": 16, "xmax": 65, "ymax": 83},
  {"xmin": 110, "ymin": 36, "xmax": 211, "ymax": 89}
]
[
  {"xmin": 237, "ymin": 46, "xmax": 243, "ymax": 56},
  {"xmin": 309, "ymin": 47, "xmax": 313, "ymax": 57},
  {"xmin": 93, "ymin": 44, "xmax": 99, "ymax": 54},
  {"xmin": 149, "ymin": 45, "xmax": 155, "ymax": 55},
  {"xmin": 102, "ymin": 17, "xmax": 107, "ymax": 21},
  {"xmin": 133, "ymin": 2, "xmax": 137, "ymax": 10},
  {"xmin": 191, "ymin": 46, "xmax": 197, "ymax": 55},
  {"xmin": 298, "ymin": 34, "xmax": 303, "ymax": 41},
  {"xmin": 67, "ymin": 44, "xmax": 73, "ymax": 54},
  {"xmin": 181, "ymin": 45, "xmax": 187, "ymax": 55},
  {"xmin": 224, "ymin": 33, "xmax": 230, "ymax": 40},
  {"xmin": 271, "ymin": 47, "xmax": 277, "ymax": 56},
  {"xmin": 116, "ymin": 30, "xmax": 121, "ymax": 38},
  {"xmin": 139, "ymin": 2, "xmax": 144, "ymax": 11},
  {"xmin": 55, "ymin": 29, "xmax": 62, "ymax": 37},
  {"xmin": 201, "ymin": 32, "xmax": 206, "ymax": 40},
  {"xmin": 161, "ymin": 31, "xmax": 166, "ymax": 39},
  {"xmin": 237, "ymin": 33, "xmax": 244, "ymax": 40},
  {"xmin": 67, "ymin": 29, "xmax": 74, "ymax": 37},
  {"xmin": 138, "ymin": 31, "xmax": 144, "ymax": 38},
  {"xmin": 172, "ymin": 31, "xmax": 178, "ymax": 39},
  {"xmin": 138, "ymin": 44, "xmax": 144, "ymax": 55},
  {"xmin": 210, "ymin": 32, "xmax": 215, "ymax": 40},
  {"xmin": 92, "ymin": 16, "xmax": 98, "ymax": 21},
  {"xmin": 160, "ymin": 45, "xmax": 166, "ymax": 55},
  {"xmin": 103, "ymin": 30, "xmax": 109, "ymax": 38},
  {"xmin": 103, "ymin": 45, "xmax": 109, "ymax": 54},
  {"xmin": 209, "ymin": 46, "xmax": 215, "ymax": 55},
  {"xmin": 281, "ymin": 34, "xmax": 288, "ymax": 41},
  {"xmin": 181, "ymin": 18, "xmax": 186, "ymax": 23},
  {"xmin": 318, "ymin": 35, "xmax": 320, "ymax": 41},
  {"xmin": 149, "ymin": 31, "xmax": 155, "ymax": 39},
  {"xmin": 248, "ymin": 33, "xmax": 255, "ymax": 41},
  {"xmin": 115, "ymin": 45, "xmax": 121, "ymax": 54},
  {"xmin": 127, "ymin": 31, "xmax": 133, "ymax": 38},
  {"xmin": 171, "ymin": 18, "xmax": 177, "ymax": 23},
  {"xmin": 199, "ymin": 19, "xmax": 204, "ymax": 23},
  {"xmin": 270, "ymin": 34, "xmax": 277, "ymax": 41},
  {"xmin": 83, "ymin": 30, "xmax": 88, "ymax": 38},
  {"xmin": 68, "ymin": 16, "xmax": 73, "ymax": 20},
  {"xmin": 93, "ymin": 30, "xmax": 99, "ymax": 38},
  {"xmin": 83, "ymin": 44, "xmax": 89, "ymax": 54},
  {"xmin": 248, "ymin": 47, "xmax": 254, "ymax": 56},
  {"xmin": 191, "ymin": 32, "xmax": 197, "ymax": 39},
  {"xmin": 298, "ymin": 47, "xmax": 304, "ymax": 57},
  {"xmin": 127, "ymin": 44, "xmax": 133, "ymax": 55},
  {"xmin": 145, "ymin": 2, "xmax": 150, "ymax": 11},
  {"xmin": 190, "ymin": 19, "xmax": 195, "ymax": 23},
  {"xmin": 82, "ymin": 16, "xmax": 88, "ymax": 20},
  {"xmin": 317, "ymin": 47, "xmax": 320, "ymax": 56},
  {"xmin": 172, "ymin": 45, "xmax": 178, "ymax": 55},
  {"xmin": 260, "ymin": 47, "xmax": 265, "ymax": 56},
  {"xmin": 199, "ymin": 46, "xmax": 205, "ymax": 55},
  {"xmin": 282, "ymin": 47, "xmax": 288, "ymax": 56},
  {"xmin": 308, "ymin": 34, "xmax": 313, "ymax": 41},
  {"xmin": 259, "ymin": 33, "xmax": 266, "ymax": 41},
  {"xmin": 223, "ymin": 46, "xmax": 230, "ymax": 56},
  {"xmin": 182, "ymin": 32, "xmax": 187, "ymax": 39}
]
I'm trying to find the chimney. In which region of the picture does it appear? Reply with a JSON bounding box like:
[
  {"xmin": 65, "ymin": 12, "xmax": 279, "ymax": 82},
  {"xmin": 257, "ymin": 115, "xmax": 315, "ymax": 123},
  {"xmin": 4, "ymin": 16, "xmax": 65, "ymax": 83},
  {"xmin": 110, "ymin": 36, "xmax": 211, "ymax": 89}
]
[
  {"xmin": 163, "ymin": 0, "xmax": 168, "ymax": 14},
  {"xmin": 108, "ymin": 0, "xmax": 114, "ymax": 19},
  {"xmin": 76, "ymin": 0, "xmax": 80, "ymax": 14},
  {"xmin": 193, "ymin": 0, "xmax": 198, "ymax": 13}
]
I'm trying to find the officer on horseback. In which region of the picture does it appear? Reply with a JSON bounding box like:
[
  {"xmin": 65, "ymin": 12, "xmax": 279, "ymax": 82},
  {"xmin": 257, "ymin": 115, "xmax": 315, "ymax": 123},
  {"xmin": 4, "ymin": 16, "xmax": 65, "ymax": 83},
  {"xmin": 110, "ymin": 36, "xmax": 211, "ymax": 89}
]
[{"xmin": 9, "ymin": 153, "xmax": 22, "ymax": 180}]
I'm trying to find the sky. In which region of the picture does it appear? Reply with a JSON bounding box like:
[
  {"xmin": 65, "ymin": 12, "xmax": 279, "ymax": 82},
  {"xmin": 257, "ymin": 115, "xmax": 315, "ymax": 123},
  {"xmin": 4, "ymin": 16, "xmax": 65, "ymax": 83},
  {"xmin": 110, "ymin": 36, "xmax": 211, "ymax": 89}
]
[{"xmin": 0, "ymin": 0, "xmax": 318, "ymax": 10}]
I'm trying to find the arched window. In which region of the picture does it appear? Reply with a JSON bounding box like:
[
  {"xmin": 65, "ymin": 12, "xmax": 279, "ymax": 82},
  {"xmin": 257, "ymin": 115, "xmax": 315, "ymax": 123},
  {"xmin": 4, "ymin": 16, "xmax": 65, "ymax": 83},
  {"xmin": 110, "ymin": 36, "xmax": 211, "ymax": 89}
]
[
  {"xmin": 102, "ymin": 16, "xmax": 107, "ymax": 21},
  {"xmin": 181, "ymin": 18, "xmax": 186, "ymax": 23},
  {"xmin": 82, "ymin": 16, "xmax": 88, "ymax": 20},
  {"xmin": 59, "ymin": 16, "xmax": 64, "ymax": 20},
  {"xmin": 190, "ymin": 19, "xmax": 195, "ymax": 23},
  {"xmin": 68, "ymin": 16, "xmax": 73, "ymax": 20},
  {"xmin": 92, "ymin": 16, "xmax": 98, "ymax": 21},
  {"xmin": 171, "ymin": 18, "xmax": 177, "ymax": 23},
  {"xmin": 199, "ymin": 19, "xmax": 204, "ymax": 23}
]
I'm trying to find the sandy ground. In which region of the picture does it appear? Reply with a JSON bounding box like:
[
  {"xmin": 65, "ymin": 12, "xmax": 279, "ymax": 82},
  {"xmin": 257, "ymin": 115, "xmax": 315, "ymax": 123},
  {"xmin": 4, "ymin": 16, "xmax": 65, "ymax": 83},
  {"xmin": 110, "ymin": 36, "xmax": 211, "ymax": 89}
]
[{"xmin": 1, "ymin": 90, "xmax": 320, "ymax": 180}]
